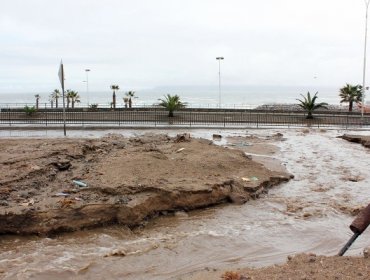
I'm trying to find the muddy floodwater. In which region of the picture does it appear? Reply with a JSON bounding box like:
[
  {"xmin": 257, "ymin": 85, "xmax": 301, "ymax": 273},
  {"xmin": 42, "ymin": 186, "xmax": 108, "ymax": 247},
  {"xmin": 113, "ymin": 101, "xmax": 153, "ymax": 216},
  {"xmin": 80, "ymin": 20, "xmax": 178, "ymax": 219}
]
[{"xmin": 1, "ymin": 128, "xmax": 370, "ymax": 280}]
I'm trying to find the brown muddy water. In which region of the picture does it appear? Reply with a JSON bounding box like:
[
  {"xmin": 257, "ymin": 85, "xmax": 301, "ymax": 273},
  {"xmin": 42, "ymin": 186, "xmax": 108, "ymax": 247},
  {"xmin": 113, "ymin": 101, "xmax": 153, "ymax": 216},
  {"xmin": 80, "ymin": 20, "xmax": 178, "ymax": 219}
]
[{"xmin": 1, "ymin": 128, "xmax": 370, "ymax": 280}]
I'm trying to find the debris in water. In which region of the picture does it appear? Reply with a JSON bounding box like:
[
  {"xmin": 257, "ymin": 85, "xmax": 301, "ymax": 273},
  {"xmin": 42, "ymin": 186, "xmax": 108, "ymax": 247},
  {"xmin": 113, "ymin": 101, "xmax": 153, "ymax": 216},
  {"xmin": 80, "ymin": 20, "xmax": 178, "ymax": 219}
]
[
  {"xmin": 104, "ymin": 249, "xmax": 127, "ymax": 257},
  {"xmin": 213, "ymin": 134, "xmax": 222, "ymax": 140},
  {"xmin": 338, "ymin": 203, "xmax": 370, "ymax": 256}
]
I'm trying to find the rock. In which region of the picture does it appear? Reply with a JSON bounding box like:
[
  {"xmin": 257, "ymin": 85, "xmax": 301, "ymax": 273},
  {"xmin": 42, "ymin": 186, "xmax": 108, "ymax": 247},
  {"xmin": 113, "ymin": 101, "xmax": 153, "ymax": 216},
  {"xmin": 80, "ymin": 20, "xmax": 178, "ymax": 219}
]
[
  {"xmin": 174, "ymin": 133, "xmax": 191, "ymax": 143},
  {"xmin": 213, "ymin": 134, "xmax": 222, "ymax": 140},
  {"xmin": 363, "ymin": 247, "xmax": 370, "ymax": 258},
  {"xmin": 29, "ymin": 164, "xmax": 41, "ymax": 171},
  {"xmin": 53, "ymin": 160, "xmax": 71, "ymax": 171},
  {"xmin": 19, "ymin": 191, "xmax": 29, "ymax": 199},
  {"xmin": 0, "ymin": 200, "xmax": 9, "ymax": 206},
  {"xmin": 229, "ymin": 193, "xmax": 249, "ymax": 204},
  {"xmin": 174, "ymin": 211, "xmax": 188, "ymax": 218}
]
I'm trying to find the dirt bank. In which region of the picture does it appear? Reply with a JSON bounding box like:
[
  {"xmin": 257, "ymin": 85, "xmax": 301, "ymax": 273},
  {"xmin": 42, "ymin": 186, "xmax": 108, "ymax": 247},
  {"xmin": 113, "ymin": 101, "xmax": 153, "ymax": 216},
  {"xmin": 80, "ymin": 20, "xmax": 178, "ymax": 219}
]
[
  {"xmin": 183, "ymin": 253, "xmax": 370, "ymax": 279},
  {"xmin": 0, "ymin": 133, "xmax": 292, "ymax": 235},
  {"xmin": 340, "ymin": 134, "xmax": 370, "ymax": 149}
]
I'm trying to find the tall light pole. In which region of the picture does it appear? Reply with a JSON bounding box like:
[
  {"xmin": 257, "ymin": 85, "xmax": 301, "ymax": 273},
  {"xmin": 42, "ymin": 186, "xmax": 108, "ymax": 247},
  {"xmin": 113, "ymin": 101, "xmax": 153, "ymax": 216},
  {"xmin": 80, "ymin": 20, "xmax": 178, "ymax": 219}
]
[
  {"xmin": 362, "ymin": 0, "xmax": 370, "ymax": 117},
  {"xmin": 85, "ymin": 69, "xmax": 91, "ymax": 107},
  {"xmin": 216, "ymin": 57, "xmax": 224, "ymax": 108}
]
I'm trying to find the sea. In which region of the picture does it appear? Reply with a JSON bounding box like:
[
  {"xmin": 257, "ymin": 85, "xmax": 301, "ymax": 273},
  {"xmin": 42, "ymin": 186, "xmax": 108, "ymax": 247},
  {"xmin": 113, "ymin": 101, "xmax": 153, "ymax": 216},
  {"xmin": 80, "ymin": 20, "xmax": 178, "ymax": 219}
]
[{"xmin": 0, "ymin": 85, "xmax": 358, "ymax": 109}]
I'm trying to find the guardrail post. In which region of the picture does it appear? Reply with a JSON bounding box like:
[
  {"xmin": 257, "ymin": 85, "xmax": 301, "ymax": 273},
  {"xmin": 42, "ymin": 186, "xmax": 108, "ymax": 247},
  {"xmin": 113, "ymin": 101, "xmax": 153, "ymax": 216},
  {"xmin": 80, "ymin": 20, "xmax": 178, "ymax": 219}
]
[
  {"xmin": 45, "ymin": 104, "xmax": 48, "ymax": 127},
  {"xmin": 8, "ymin": 106, "xmax": 11, "ymax": 127},
  {"xmin": 224, "ymin": 110, "xmax": 226, "ymax": 127}
]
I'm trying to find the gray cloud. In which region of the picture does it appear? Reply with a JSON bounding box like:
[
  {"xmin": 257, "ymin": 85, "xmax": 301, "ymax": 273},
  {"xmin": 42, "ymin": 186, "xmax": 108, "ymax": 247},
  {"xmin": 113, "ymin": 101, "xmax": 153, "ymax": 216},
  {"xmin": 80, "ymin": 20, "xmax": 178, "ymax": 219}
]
[{"xmin": 0, "ymin": 0, "xmax": 367, "ymax": 93}]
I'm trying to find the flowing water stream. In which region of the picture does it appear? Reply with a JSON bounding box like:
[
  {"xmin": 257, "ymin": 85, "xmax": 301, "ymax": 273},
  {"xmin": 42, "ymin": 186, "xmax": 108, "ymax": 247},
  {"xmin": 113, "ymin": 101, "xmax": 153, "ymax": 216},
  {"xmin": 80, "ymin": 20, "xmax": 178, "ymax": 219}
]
[{"xmin": 1, "ymin": 128, "xmax": 370, "ymax": 279}]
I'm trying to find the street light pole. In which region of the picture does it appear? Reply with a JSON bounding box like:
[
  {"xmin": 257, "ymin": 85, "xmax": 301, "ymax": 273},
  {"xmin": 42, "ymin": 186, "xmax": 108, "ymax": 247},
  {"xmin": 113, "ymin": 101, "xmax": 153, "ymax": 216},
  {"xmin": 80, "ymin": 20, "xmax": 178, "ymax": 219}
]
[
  {"xmin": 216, "ymin": 57, "xmax": 224, "ymax": 108},
  {"xmin": 85, "ymin": 69, "xmax": 91, "ymax": 107},
  {"xmin": 362, "ymin": 0, "xmax": 370, "ymax": 117}
]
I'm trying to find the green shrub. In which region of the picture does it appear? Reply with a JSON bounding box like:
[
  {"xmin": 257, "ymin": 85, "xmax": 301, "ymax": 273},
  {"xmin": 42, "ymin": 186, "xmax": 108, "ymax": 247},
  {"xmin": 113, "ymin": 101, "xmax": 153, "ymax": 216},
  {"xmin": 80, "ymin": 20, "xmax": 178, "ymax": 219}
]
[{"xmin": 24, "ymin": 105, "xmax": 36, "ymax": 115}]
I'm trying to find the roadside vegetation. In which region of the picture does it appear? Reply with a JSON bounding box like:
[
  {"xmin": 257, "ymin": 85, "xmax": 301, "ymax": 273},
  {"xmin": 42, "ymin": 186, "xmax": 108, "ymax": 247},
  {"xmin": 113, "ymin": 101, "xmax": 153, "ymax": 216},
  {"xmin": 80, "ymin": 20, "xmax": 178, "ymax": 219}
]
[
  {"xmin": 159, "ymin": 94, "xmax": 186, "ymax": 117},
  {"xmin": 297, "ymin": 92, "xmax": 328, "ymax": 119},
  {"xmin": 339, "ymin": 84, "xmax": 363, "ymax": 112}
]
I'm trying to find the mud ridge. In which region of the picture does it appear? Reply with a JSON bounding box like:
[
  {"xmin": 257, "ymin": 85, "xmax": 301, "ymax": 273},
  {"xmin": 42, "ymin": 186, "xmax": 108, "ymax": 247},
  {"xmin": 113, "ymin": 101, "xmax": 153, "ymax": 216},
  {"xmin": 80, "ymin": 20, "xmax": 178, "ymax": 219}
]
[
  {"xmin": 339, "ymin": 134, "xmax": 370, "ymax": 149},
  {"xmin": 0, "ymin": 133, "xmax": 292, "ymax": 235}
]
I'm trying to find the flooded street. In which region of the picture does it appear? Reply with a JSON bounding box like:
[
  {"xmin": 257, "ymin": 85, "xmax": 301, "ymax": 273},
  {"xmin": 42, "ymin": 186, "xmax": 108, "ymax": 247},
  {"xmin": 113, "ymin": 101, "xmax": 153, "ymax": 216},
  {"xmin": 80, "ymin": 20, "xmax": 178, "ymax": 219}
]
[{"xmin": 1, "ymin": 128, "xmax": 370, "ymax": 280}]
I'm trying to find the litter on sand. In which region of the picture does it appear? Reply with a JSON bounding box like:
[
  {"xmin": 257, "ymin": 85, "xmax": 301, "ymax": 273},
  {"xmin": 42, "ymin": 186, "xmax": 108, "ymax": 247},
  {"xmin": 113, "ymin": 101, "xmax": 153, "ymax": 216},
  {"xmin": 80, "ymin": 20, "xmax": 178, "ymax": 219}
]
[
  {"xmin": 54, "ymin": 192, "xmax": 70, "ymax": 197},
  {"xmin": 242, "ymin": 176, "xmax": 259, "ymax": 182},
  {"xmin": 73, "ymin": 180, "xmax": 88, "ymax": 188}
]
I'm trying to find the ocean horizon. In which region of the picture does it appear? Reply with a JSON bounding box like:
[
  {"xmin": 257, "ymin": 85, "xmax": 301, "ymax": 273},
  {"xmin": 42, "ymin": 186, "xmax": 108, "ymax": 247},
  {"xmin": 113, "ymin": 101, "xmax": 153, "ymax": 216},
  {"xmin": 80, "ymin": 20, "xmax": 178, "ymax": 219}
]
[{"xmin": 0, "ymin": 85, "xmax": 360, "ymax": 109}]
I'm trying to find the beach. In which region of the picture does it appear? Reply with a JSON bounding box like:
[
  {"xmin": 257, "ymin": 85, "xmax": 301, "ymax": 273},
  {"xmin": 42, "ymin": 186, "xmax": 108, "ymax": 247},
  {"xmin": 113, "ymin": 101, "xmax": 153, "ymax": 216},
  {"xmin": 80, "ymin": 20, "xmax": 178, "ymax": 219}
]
[{"xmin": 0, "ymin": 128, "xmax": 370, "ymax": 279}]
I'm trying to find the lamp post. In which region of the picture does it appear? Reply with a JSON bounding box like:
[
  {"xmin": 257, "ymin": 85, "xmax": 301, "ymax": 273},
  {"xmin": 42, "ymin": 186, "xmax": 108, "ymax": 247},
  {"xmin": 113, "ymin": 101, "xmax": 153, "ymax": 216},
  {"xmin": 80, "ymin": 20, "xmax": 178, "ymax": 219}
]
[
  {"xmin": 362, "ymin": 0, "xmax": 370, "ymax": 117},
  {"xmin": 85, "ymin": 69, "xmax": 91, "ymax": 107},
  {"xmin": 216, "ymin": 57, "xmax": 224, "ymax": 108}
]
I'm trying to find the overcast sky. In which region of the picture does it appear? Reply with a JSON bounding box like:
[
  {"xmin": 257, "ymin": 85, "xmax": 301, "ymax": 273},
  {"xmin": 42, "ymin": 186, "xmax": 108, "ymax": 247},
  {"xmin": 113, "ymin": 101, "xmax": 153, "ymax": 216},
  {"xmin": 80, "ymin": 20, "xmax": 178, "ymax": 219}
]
[{"xmin": 0, "ymin": 0, "xmax": 368, "ymax": 93}]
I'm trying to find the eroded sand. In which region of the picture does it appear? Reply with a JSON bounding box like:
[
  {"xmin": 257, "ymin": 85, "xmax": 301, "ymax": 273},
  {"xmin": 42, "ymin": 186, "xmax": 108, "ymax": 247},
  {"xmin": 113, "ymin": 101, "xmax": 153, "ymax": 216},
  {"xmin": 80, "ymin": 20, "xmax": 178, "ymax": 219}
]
[{"xmin": 0, "ymin": 133, "xmax": 291, "ymax": 235}]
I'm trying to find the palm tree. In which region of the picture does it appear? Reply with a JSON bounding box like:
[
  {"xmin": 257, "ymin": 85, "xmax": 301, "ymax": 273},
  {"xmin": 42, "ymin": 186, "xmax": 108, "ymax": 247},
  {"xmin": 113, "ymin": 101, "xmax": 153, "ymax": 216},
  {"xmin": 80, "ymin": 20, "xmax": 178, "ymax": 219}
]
[
  {"xmin": 65, "ymin": 90, "xmax": 71, "ymax": 108},
  {"xmin": 158, "ymin": 94, "xmax": 186, "ymax": 117},
  {"xmin": 110, "ymin": 85, "xmax": 119, "ymax": 109},
  {"xmin": 66, "ymin": 90, "xmax": 80, "ymax": 108},
  {"xmin": 125, "ymin": 91, "xmax": 136, "ymax": 108},
  {"xmin": 34, "ymin": 94, "xmax": 40, "ymax": 110},
  {"xmin": 297, "ymin": 91, "xmax": 328, "ymax": 119},
  {"xmin": 123, "ymin": 97, "xmax": 129, "ymax": 108},
  {"xmin": 49, "ymin": 94, "xmax": 54, "ymax": 108},
  {"xmin": 339, "ymin": 84, "xmax": 363, "ymax": 112},
  {"xmin": 51, "ymin": 89, "xmax": 61, "ymax": 108}
]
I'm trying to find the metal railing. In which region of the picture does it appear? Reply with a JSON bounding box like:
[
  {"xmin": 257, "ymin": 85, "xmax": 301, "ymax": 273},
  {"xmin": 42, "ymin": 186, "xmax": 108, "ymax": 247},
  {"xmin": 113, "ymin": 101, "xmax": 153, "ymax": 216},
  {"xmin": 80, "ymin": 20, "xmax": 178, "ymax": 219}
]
[{"xmin": 0, "ymin": 108, "xmax": 369, "ymax": 129}]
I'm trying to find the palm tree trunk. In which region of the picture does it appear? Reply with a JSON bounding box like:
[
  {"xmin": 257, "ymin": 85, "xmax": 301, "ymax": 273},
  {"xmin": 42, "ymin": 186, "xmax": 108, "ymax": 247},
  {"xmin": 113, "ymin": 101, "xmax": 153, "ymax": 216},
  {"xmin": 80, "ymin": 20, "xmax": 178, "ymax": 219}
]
[
  {"xmin": 349, "ymin": 101, "xmax": 353, "ymax": 112},
  {"xmin": 169, "ymin": 111, "xmax": 174, "ymax": 117},
  {"xmin": 56, "ymin": 98, "xmax": 58, "ymax": 108},
  {"xmin": 129, "ymin": 98, "xmax": 132, "ymax": 108},
  {"xmin": 113, "ymin": 91, "xmax": 116, "ymax": 109}
]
